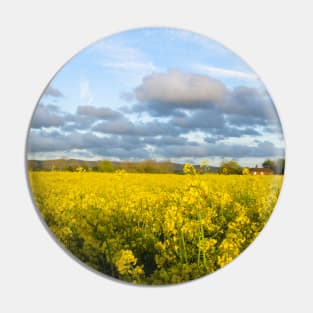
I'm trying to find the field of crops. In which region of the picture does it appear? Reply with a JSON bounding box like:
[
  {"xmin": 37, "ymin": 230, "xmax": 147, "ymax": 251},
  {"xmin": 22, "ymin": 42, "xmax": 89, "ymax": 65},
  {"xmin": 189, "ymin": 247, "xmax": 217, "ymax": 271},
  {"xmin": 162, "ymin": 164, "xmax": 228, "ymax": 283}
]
[{"xmin": 28, "ymin": 171, "xmax": 283, "ymax": 285}]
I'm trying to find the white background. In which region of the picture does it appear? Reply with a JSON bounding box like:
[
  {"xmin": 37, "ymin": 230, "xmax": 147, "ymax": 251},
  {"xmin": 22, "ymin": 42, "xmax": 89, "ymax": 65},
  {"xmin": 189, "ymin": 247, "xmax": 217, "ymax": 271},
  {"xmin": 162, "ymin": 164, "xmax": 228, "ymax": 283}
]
[{"xmin": 0, "ymin": 1, "xmax": 312, "ymax": 312}]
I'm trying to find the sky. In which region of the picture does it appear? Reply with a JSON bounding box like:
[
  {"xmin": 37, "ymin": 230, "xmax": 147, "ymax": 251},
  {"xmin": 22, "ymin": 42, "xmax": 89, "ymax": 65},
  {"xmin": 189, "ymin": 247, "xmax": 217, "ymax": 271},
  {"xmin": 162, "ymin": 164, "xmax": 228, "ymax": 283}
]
[{"xmin": 27, "ymin": 27, "xmax": 285, "ymax": 167}]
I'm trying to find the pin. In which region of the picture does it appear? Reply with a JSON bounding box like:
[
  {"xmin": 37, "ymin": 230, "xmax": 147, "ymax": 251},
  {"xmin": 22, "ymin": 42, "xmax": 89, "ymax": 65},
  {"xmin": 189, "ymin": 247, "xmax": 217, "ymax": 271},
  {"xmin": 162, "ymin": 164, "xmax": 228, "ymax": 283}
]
[{"xmin": 26, "ymin": 27, "xmax": 285, "ymax": 285}]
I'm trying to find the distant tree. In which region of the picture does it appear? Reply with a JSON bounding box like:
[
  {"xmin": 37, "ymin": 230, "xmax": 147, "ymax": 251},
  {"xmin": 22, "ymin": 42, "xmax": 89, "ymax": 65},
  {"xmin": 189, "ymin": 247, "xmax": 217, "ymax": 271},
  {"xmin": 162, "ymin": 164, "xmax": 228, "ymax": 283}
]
[
  {"xmin": 262, "ymin": 158, "xmax": 285, "ymax": 174},
  {"xmin": 117, "ymin": 161, "xmax": 136, "ymax": 173},
  {"xmin": 139, "ymin": 160, "xmax": 159, "ymax": 173},
  {"xmin": 115, "ymin": 160, "xmax": 174, "ymax": 173},
  {"xmin": 199, "ymin": 160, "xmax": 210, "ymax": 174},
  {"xmin": 218, "ymin": 160, "xmax": 242, "ymax": 175},
  {"xmin": 81, "ymin": 162, "xmax": 89, "ymax": 172},
  {"xmin": 67, "ymin": 165, "xmax": 74, "ymax": 172},
  {"xmin": 159, "ymin": 161, "xmax": 174, "ymax": 173},
  {"xmin": 275, "ymin": 158, "xmax": 285, "ymax": 174},
  {"xmin": 96, "ymin": 160, "xmax": 115, "ymax": 172},
  {"xmin": 262, "ymin": 159, "xmax": 276, "ymax": 172},
  {"xmin": 92, "ymin": 165, "xmax": 99, "ymax": 172}
]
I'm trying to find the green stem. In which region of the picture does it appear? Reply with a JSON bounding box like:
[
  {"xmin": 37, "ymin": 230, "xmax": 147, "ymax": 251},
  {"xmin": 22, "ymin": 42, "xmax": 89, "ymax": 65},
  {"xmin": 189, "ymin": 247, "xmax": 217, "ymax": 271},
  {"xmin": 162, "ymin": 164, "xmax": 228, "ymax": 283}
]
[
  {"xmin": 197, "ymin": 235, "xmax": 201, "ymax": 267},
  {"xmin": 181, "ymin": 231, "xmax": 188, "ymax": 263}
]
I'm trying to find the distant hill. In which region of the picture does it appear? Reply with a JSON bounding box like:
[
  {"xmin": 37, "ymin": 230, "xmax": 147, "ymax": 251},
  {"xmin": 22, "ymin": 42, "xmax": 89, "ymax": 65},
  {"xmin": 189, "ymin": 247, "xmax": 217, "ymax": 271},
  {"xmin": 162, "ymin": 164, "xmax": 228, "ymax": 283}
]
[
  {"xmin": 27, "ymin": 159, "xmax": 219, "ymax": 173},
  {"xmin": 28, "ymin": 159, "xmax": 99, "ymax": 171}
]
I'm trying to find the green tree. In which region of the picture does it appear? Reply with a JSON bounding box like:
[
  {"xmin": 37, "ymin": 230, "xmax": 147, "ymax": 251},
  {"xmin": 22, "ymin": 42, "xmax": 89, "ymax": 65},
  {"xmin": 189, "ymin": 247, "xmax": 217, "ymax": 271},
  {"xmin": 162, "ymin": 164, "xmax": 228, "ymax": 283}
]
[
  {"xmin": 96, "ymin": 160, "xmax": 115, "ymax": 172},
  {"xmin": 92, "ymin": 165, "xmax": 100, "ymax": 172},
  {"xmin": 66, "ymin": 165, "xmax": 74, "ymax": 172},
  {"xmin": 275, "ymin": 158, "xmax": 285, "ymax": 174},
  {"xmin": 262, "ymin": 158, "xmax": 285, "ymax": 174},
  {"xmin": 262, "ymin": 159, "xmax": 276, "ymax": 171},
  {"xmin": 218, "ymin": 160, "xmax": 242, "ymax": 175}
]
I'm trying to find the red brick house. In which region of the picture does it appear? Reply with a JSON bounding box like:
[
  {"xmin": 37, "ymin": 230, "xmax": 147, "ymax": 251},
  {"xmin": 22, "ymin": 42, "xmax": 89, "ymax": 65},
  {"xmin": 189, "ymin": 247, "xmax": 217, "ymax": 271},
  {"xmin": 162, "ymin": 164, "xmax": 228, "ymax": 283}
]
[{"xmin": 249, "ymin": 167, "xmax": 274, "ymax": 175}]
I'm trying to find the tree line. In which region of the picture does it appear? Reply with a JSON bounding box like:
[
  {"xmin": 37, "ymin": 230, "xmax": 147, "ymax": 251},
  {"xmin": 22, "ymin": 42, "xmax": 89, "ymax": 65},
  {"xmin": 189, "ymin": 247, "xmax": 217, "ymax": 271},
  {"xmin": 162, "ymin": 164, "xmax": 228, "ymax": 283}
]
[
  {"xmin": 28, "ymin": 158, "xmax": 285, "ymax": 174},
  {"xmin": 90, "ymin": 160, "xmax": 175, "ymax": 173},
  {"xmin": 217, "ymin": 158, "xmax": 285, "ymax": 175}
]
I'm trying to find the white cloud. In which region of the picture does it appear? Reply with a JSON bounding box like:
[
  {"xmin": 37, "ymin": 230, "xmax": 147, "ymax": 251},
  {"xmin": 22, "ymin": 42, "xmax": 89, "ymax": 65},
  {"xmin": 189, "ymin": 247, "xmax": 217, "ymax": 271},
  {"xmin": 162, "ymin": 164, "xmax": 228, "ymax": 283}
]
[
  {"xmin": 193, "ymin": 64, "xmax": 258, "ymax": 81},
  {"xmin": 135, "ymin": 69, "xmax": 227, "ymax": 104}
]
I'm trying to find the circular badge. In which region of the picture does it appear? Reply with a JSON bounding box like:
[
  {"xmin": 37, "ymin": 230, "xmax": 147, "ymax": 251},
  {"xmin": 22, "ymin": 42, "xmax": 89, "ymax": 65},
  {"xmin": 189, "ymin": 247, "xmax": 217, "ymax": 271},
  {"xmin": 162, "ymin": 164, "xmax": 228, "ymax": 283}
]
[{"xmin": 26, "ymin": 27, "xmax": 285, "ymax": 285}]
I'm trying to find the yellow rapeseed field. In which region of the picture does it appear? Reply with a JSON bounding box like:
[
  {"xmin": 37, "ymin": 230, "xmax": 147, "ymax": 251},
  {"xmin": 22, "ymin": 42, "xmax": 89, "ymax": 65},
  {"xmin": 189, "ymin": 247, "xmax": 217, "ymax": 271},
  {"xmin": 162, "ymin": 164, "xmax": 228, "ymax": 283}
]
[{"xmin": 28, "ymin": 170, "xmax": 283, "ymax": 285}]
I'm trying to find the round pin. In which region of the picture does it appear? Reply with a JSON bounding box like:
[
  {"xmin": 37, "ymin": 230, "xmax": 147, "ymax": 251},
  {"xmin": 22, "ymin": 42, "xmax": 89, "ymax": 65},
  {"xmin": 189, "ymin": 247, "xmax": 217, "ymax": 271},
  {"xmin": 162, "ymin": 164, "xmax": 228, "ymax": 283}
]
[{"xmin": 26, "ymin": 27, "xmax": 285, "ymax": 285}]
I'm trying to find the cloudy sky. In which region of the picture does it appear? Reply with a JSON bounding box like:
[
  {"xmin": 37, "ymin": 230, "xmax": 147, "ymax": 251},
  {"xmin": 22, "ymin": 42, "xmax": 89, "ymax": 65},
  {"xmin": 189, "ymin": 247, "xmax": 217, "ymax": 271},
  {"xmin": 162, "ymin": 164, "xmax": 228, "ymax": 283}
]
[{"xmin": 27, "ymin": 28, "xmax": 285, "ymax": 166}]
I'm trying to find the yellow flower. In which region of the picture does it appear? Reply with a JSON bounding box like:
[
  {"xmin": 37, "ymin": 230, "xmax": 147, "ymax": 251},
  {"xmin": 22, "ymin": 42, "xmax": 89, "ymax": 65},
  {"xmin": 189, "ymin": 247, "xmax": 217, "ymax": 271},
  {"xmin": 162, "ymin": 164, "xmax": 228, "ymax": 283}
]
[{"xmin": 28, "ymin": 170, "xmax": 282, "ymax": 284}]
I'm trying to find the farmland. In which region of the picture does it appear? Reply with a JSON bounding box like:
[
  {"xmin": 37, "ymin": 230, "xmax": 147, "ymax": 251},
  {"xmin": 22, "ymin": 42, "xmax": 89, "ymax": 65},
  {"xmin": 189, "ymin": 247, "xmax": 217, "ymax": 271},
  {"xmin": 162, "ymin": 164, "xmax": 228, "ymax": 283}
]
[{"xmin": 28, "ymin": 170, "xmax": 283, "ymax": 285}]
